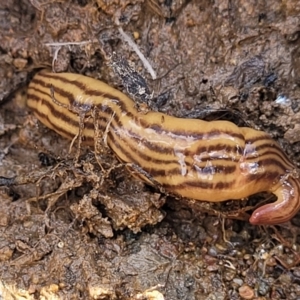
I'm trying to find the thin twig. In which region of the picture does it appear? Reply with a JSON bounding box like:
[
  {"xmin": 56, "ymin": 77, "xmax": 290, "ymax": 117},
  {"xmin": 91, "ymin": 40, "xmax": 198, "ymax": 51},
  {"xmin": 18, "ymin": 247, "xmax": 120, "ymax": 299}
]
[{"xmin": 117, "ymin": 27, "xmax": 157, "ymax": 80}]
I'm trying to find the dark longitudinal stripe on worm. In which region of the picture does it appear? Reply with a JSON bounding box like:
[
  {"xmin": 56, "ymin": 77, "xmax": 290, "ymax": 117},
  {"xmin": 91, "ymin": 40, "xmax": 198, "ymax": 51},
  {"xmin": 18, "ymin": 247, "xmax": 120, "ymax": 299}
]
[
  {"xmin": 162, "ymin": 179, "xmax": 234, "ymax": 191},
  {"xmin": 254, "ymin": 144, "xmax": 292, "ymax": 168},
  {"xmin": 28, "ymin": 93, "xmax": 96, "ymax": 132},
  {"xmin": 27, "ymin": 71, "xmax": 300, "ymax": 225},
  {"xmin": 36, "ymin": 73, "xmax": 247, "ymax": 144},
  {"xmin": 108, "ymin": 121, "xmax": 239, "ymax": 176},
  {"xmin": 164, "ymin": 170, "xmax": 282, "ymax": 191},
  {"xmin": 37, "ymin": 72, "xmax": 122, "ymax": 100},
  {"xmin": 33, "ymin": 74, "xmax": 247, "ymax": 142},
  {"xmin": 30, "ymin": 80, "xmax": 118, "ymax": 122},
  {"xmin": 29, "ymin": 105, "xmax": 75, "ymax": 140},
  {"xmin": 107, "ymin": 121, "xmax": 176, "ymax": 166},
  {"xmin": 28, "ymin": 91, "xmax": 114, "ymax": 134},
  {"xmin": 240, "ymin": 157, "xmax": 290, "ymax": 175},
  {"xmin": 246, "ymin": 171, "xmax": 281, "ymax": 183},
  {"xmin": 29, "ymin": 90, "xmax": 293, "ymax": 176},
  {"xmin": 28, "ymin": 76, "xmax": 290, "ymax": 171},
  {"xmin": 110, "ymin": 112, "xmax": 245, "ymax": 159},
  {"xmin": 246, "ymin": 147, "xmax": 292, "ymax": 168},
  {"xmin": 247, "ymin": 135, "xmax": 278, "ymax": 144},
  {"xmin": 28, "ymin": 101, "xmax": 103, "ymax": 145},
  {"xmin": 138, "ymin": 120, "xmax": 246, "ymax": 142},
  {"xmin": 108, "ymin": 118, "xmax": 223, "ymax": 167}
]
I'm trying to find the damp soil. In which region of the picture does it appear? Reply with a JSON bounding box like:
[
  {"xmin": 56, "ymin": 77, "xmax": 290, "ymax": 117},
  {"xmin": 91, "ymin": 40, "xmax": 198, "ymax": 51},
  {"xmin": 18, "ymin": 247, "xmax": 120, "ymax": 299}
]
[{"xmin": 1, "ymin": 0, "xmax": 300, "ymax": 299}]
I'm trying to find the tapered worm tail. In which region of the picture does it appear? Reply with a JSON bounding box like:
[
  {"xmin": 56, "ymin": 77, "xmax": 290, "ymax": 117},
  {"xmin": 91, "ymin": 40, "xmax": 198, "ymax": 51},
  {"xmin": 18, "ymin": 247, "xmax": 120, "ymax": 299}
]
[
  {"xmin": 26, "ymin": 70, "xmax": 300, "ymax": 225},
  {"xmin": 250, "ymin": 176, "xmax": 300, "ymax": 225}
]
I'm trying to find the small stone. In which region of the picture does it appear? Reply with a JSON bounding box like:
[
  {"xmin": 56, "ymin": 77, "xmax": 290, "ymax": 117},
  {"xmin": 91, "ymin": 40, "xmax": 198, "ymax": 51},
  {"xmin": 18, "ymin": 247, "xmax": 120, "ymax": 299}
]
[
  {"xmin": 133, "ymin": 31, "xmax": 139, "ymax": 40},
  {"xmin": 233, "ymin": 278, "xmax": 244, "ymax": 286},
  {"xmin": 13, "ymin": 58, "xmax": 27, "ymax": 69},
  {"xmin": 0, "ymin": 212, "xmax": 9, "ymax": 227},
  {"xmin": 257, "ymin": 281, "xmax": 270, "ymax": 296},
  {"xmin": 49, "ymin": 284, "xmax": 59, "ymax": 293},
  {"xmin": 239, "ymin": 284, "xmax": 255, "ymax": 299},
  {"xmin": 0, "ymin": 246, "xmax": 13, "ymax": 261},
  {"xmin": 278, "ymin": 273, "xmax": 292, "ymax": 285}
]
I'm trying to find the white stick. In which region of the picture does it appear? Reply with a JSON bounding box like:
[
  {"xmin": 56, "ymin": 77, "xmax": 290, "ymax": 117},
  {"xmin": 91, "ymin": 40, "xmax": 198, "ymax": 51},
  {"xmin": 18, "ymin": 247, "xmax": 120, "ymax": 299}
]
[{"xmin": 118, "ymin": 27, "xmax": 157, "ymax": 80}]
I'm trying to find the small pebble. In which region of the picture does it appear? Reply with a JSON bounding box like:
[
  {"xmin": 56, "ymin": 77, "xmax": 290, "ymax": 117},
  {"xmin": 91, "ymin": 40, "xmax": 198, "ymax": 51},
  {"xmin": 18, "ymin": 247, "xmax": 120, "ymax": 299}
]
[
  {"xmin": 233, "ymin": 278, "xmax": 244, "ymax": 286},
  {"xmin": 239, "ymin": 284, "xmax": 255, "ymax": 299}
]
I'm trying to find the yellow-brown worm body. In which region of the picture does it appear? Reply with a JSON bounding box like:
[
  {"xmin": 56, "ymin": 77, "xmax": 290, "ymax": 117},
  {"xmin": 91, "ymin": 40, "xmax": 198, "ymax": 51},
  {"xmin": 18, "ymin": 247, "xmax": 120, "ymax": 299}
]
[{"xmin": 27, "ymin": 70, "xmax": 300, "ymax": 225}]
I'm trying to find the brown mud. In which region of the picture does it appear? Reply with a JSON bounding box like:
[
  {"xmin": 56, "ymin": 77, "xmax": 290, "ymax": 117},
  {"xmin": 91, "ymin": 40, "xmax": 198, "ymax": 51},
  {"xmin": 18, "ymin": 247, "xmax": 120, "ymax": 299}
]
[{"xmin": 1, "ymin": 0, "xmax": 300, "ymax": 299}]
